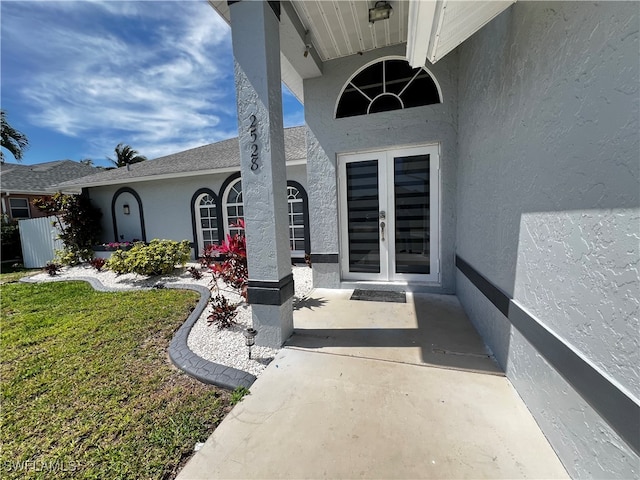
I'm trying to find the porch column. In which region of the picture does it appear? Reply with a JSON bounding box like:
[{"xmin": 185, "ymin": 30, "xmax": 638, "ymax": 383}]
[{"xmin": 229, "ymin": 0, "xmax": 293, "ymax": 348}]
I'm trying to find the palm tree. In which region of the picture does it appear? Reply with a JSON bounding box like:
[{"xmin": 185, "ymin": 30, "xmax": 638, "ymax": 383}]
[
  {"xmin": 1, "ymin": 110, "xmax": 29, "ymax": 163},
  {"xmin": 108, "ymin": 143, "xmax": 147, "ymax": 168}
]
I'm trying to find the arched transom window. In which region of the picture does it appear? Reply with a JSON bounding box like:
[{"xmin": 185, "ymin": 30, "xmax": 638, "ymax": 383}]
[
  {"xmin": 195, "ymin": 193, "xmax": 219, "ymax": 250},
  {"xmin": 336, "ymin": 58, "xmax": 441, "ymax": 118},
  {"xmin": 223, "ymin": 179, "xmax": 244, "ymax": 238},
  {"xmin": 287, "ymin": 186, "xmax": 305, "ymax": 255}
]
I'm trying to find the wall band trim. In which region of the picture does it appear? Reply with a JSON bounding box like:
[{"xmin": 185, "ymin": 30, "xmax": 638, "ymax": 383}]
[
  {"xmin": 247, "ymin": 273, "xmax": 294, "ymax": 306},
  {"xmin": 455, "ymin": 255, "xmax": 640, "ymax": 456},
  {"xmin": 310, "ymin": 253, "xmax": 339, "ymax": 264}
]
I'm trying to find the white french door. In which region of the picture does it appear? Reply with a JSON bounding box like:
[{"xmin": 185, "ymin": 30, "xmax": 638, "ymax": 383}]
[{"xmin": 339, "ymin": 145, "xmax": 440, "ymax": 283}]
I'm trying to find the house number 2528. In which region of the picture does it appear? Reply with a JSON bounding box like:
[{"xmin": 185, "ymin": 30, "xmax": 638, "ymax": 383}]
[{"xmin": 248, "ymin": 115, "xmax": 259, "ymax": 171}]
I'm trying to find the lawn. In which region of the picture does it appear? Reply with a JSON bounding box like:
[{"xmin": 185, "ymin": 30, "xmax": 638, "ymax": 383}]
[
  {"xmin": 1, "ymin": 281, "xmax": 231, "ymax": 479},
  {"xmin": 0, "ymin": 262, "xmax": 38, "ymax": 284}
]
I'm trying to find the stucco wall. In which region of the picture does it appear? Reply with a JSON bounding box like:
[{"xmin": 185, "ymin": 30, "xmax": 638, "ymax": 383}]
[
  {"xmin": 87, "ymin": 164, "xmax": 307, "ymax": 253},
  {"xmin": 455, "ymin": 2, "xmax": 639, "ymax": 477},
  {"xmin": 304, "ymin": 43, "xmax": 458, "ymax": 292}
]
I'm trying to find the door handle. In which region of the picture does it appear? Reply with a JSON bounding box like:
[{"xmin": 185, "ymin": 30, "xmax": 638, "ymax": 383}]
[{"xmin": 380, "ymin": 221, "xmax": 386, "ymax": 241}]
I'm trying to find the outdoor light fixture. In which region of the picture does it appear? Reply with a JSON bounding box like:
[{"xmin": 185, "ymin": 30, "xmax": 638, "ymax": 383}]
[
  {"xmin": 369, "ymin": 1, "xmax": 393, "ymax": 24},
  {"xmin": 123, "ymin": 204, "xmax": 130, "ymax": 215},
  {"xmin": 244, "ymin": 328, "xmax": 258, "ymax": 359}
]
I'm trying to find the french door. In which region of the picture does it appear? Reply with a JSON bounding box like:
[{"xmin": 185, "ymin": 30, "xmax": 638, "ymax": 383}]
[{"xmin": 339, "ymin": 145, "xmax": 440, "ymax": 283}]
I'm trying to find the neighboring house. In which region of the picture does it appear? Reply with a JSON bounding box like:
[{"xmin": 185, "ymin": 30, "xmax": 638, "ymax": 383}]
[
  {"xmin": 0, "ymin": 160, "xmax": 99, "ymax": 222},
  {"xmin": 204, "ymin": 1, "xmax": 636, "ymax": 479},
  {"xmin": 55, "ymin": 126, "xmax": 309, "ymax": 260}
]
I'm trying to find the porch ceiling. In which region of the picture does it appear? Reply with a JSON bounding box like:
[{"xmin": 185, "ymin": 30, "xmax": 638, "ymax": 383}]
[{"xmin": 209, "ymin": 1, "xmax": 515, "ymax": 101}]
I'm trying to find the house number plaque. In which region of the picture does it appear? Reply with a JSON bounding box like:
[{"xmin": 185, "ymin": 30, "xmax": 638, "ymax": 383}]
[{"xmin": 248, "ymin": 115, "xmax": 259, "ymax": 171}]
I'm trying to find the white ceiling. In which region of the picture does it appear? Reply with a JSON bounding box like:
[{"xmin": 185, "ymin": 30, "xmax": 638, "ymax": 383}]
[
  {"xmin": 291, "ymin": 1, "xmax": 409, "ymax": 61},
  {"xmin": 208, "ymin": 1, "xmax": 515, "ymax": 102}
]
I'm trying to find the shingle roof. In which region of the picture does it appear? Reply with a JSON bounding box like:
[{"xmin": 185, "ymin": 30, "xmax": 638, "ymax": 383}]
[
  {"xmin": 56, "ymin": 126, "xmax": 307, "ymax": 189},
  {"xmin": 0, "ymin": 160, "xmax": 100, "ymax": 194}
]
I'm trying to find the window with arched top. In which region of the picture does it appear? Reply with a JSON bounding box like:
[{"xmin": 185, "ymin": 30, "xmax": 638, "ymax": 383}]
[
  {"xmin": 220, "ymin": 174, "xmax": 310, "ymax": 258},
  {"xmin": 222, "ymin": 178, "xmax": 245, "ymax": 238},
  {"xmin": 336, "ymin": 57, "xmax": 441, "ymax": 118},
  {"xmin": 287, "ymin": 185, "xmax": 306, "ymax": 255},
  {"xmin": 195, "ymin": 193, "xmax": 219, "ymax": 250}
]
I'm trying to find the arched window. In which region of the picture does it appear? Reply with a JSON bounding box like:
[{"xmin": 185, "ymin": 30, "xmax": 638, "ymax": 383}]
[
  {"xmin": 222, "ymin": 178, "xmax": 245, "ymax": 238},
  {"xmin": 336, "ymin": 57, "xmax": 441, "ymax": 118},
  {"xmin": 287, "ymin": 185, "xmax": 306, "ymax": 255},
  {"xmin": 193, "ymin": 191, "xmax": 220, "ymax": 253}
]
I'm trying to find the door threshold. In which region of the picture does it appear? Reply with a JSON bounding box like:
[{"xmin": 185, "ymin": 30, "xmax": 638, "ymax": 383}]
[{"xmin": 340, "ymin": 280, "xmax": 444, "ymax": 294}]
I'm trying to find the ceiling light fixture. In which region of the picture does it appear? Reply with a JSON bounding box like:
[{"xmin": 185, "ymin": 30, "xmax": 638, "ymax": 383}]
[{"xmin": 369, "ymin": 1, "xmax": 393, "ymax": 24}]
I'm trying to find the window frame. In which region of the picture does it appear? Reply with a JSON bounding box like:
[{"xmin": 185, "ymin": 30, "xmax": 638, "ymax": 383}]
[
  {"xmin": 9, "ymin": 197, "xmax": 30, "ymax": 219},
  {"xmin": 190, "ymin": 188, "xmax": 222, "ymax": 257},
  {"xmin": 334, "ymin": 55, "xmax": 443, "ymax": 119}
]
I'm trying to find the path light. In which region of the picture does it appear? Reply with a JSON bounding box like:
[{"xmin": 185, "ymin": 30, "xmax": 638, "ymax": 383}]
[
  {"xmin": 123, "ymin": 204, "xmax": 130, "ymax": 215},
  {"xmin": 244, "ymin": 328, "xmax": 257, "ymax": 359}
]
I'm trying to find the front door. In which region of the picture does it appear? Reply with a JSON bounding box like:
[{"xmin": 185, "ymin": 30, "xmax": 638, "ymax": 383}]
[{"xmin": 339, "ymin": 145, "xmax": 440, "ymax": 283}]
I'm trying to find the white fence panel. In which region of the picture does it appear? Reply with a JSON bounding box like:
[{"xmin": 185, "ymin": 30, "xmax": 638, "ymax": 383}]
[{"xmin": 19, "ymin": 216, "xmax": 63, "ymax": 268}]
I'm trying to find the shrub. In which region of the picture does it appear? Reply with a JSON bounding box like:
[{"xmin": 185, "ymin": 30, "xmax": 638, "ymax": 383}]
[
  {"xmin": 1, "ymin": 216, "xmax": 21, "ymax": 260},
  {"xmin": 106, "ymin": 240, "xmax": 191, "ymax": 276},
  {"xmin": 198, "ymin": 244, "xmax": 219, "ymax": 268},
  {"xmin": 207, "ymin": 294, "xmax": 239, "ymax": 329},
  {"xmin": 43, "ymin": 262, "xmax": 62, "ymax": 276},
  {"xmin": 55, "ymin": 247, "xmax": 94, "ymax": 266},
  {"xmin": 209, "ymin": 220, "xmax": 248, "ymax": 299},
  {"xmin": 90, "ymin": 257, "xmax": 106, "ymax": 272},
  {"xmin": 186, "ymin": 266, "xmax": 203, "ymax": 280}
]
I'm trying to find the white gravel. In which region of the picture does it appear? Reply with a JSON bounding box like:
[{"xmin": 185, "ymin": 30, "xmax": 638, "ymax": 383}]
[{"xmin": 28, "ymin": 263, "xmax": 313, "ymax": 377}]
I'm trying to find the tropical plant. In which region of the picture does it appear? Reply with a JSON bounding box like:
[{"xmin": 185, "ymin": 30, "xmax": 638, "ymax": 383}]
[
  {"xmin": 108, "ymin": 143, "xmax": 147, "ymax": 168},
  {"xmin": 207, "ymin": 294, "xmax": 239, "ymax": 329},
  {"xmin": 32, "ymin": 192, "xmax": 102, "ymax": 265},
  {"xmin": 43, "ymin": 262, "xmax": 62, "ymax": 276},
  {"xmin": 208, "ymin": 219, "xmax": 248, "ymax": 298},
  {"xmin": 106, "ymin": 239, "xmax": 191, "ymax": 276},
  {"xmin": 89, "ymin": 257, "xmax": 106, "ymax": 272},
  {"xmin": 1, "ymin": 110, "xmax": 29, "ymax": 163}
]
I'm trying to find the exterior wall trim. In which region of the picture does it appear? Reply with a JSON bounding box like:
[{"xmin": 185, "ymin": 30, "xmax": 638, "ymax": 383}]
[
  {"xmin": 456, "ymin": 255, "xmax": 640, "ymax": 456},
  {"xmin": 310, "ymin": 253, "xmax": 339, "ymax": 263},
  {"xmin": 247, "ymin": 273, "xmax": 294, "ymax": 306}
]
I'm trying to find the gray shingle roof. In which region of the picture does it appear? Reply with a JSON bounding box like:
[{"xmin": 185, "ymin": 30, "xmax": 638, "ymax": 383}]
[
  {"xmin": 55, "ymin": 126, "xmax": 307, "ymax": 189},
  {"xmin": 0, "ymin": 160, "xmax": 100, "ymax": 194}
]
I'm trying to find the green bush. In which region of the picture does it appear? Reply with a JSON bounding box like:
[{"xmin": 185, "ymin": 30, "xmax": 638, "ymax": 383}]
[
  {"xmin": 106, "ymin": 239, "xmax": 191, "ymax": 276},
  {"xmin": 55, "ymin": 247, "xmax": 94, "ymax": 266}
]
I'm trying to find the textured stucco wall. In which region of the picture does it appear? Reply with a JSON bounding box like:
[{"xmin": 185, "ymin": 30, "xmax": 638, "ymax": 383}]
[
  {"xmin": 304, "ymin": 43, "xmax": 458, "ymax": 292},
  {"xmin": 87, "ymin": 164, "xmax": 307, "ymax": 250},
  {"xmin": 455, "ymin": 2, "xmax": 639, "ymax": 477}
]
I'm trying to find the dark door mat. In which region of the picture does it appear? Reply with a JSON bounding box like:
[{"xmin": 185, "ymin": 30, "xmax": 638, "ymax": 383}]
[{"xmin": 350, "ymin": 289, "xmax": 406, "ymax": 303}]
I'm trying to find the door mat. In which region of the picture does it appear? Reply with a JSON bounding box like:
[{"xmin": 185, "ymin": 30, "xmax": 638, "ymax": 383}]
[{"xmin": 350, "ymin": 289, "xmax": 406, "ymax": 303}]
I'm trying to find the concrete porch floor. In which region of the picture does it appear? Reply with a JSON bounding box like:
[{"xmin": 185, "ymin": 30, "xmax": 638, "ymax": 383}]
[{"xmin": 177, "ymin": 290, "xmax": 568, "ymax": 479}]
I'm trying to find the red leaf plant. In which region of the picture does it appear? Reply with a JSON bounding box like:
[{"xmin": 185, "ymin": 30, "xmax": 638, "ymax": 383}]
[{"xmin": 208, "ymin": 219, "xmax": 248, "ymax": 299}]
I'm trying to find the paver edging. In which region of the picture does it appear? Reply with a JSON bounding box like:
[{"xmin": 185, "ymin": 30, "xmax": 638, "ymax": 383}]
[{"xmin": 19, "ymin": 276, "xmax": 257, "ymax": 390}]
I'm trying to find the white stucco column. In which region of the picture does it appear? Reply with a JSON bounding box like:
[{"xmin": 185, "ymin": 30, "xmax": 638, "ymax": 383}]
[{"xmin": 229, "ymin": 0, "xmax": 293, "ymax": 348}]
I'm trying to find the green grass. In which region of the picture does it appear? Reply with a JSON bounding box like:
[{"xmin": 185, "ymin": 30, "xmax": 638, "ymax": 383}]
[
  {"xmin": 1, "ymin": 281, "xmax": 231, "ymax": 479},
  {"xmin": 0, "ymin": 263, "xmax": 38, "ymax": 284}
]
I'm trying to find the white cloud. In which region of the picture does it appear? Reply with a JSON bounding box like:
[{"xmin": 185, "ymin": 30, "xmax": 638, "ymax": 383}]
[{"xmin": 10, "ymin": 1, "xmax": 237, "ymax": 161}]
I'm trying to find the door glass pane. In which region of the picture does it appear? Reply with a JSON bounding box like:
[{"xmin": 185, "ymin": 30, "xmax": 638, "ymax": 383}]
[
  {"xmin": 394, "ymin": 155, "xmax": 430, "ymax": 274},
  {"xmin": 346, "ymin": 160, "xmax": 380, "ymax": 273}
]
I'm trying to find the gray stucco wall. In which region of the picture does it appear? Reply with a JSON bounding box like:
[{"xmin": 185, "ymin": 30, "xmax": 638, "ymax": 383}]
[
  {"xmin": 304, "ymin": 44, "xmax": 458, "ymax": 292},
  {"xmin": 455, "ymin": 2, "xmax": 639, "ymax": 477},
  {"xmin": 87, "ymin": 164, "xmax": 307, "ymax": 253}
]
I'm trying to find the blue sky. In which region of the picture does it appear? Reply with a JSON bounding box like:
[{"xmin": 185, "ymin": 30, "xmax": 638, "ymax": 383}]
[{"xmin": 1, "ymin": 1, "xmax": 304, "ymax": 167}]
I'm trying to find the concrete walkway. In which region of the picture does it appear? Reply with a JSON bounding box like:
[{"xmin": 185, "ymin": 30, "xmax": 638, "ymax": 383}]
[{"xmin": 177, "ymin": 290, "xmax": 568, "ymax": 479}]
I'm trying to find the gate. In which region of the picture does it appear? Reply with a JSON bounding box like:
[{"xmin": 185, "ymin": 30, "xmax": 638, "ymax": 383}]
[{"xmin": 18, "ymin": 216, "xmax": 63, "ymax": 268}]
